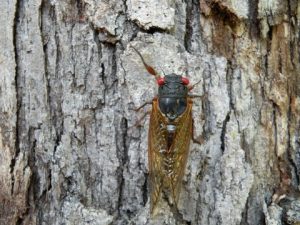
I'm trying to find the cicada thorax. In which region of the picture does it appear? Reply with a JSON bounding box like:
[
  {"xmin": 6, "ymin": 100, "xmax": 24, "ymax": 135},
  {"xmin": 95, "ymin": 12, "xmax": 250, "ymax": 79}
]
[{"xmin": 158, "ymin": 74, "xmax": 189, "ymax": 121}]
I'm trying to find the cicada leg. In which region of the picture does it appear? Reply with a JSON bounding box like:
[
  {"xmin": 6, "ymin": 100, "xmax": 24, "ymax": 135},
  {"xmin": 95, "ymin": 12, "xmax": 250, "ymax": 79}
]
[
  {"xmin": 188, "ymin": 80, "xmax": 201, "ymax": 91},
  {"xmin": 134, "ymin": 109, "xmax": 152, "ymax": 128},
  {"xmin": 188, "ymin": 92, "xmax": 207, "ymax": 100},
  {"xmin": 190, "ymin": 92, "xmax": 207, "ymax": 145},
  {"xmin": 134, "ymin": 100, "xmax": 153, "ymax": 112},
  {"xmin": 192, "ymin": 118, "xmax": 205, "ymax": 145},
  {"xmin": 128, "ymin": 99, "xmax": 155, "ymax": 130}
]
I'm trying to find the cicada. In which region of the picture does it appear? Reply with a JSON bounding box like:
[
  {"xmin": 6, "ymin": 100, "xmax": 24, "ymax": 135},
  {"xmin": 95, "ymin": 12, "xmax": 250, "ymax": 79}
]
[{"xmin": 132, "ymin": 47, "xmax": 199, "ymax": 214}]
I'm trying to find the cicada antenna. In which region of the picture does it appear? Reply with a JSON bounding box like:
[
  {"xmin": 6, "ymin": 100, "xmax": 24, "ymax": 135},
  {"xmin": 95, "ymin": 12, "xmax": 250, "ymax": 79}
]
[
  {"xmin": 158, "ymin": 65, "xmax": 166, "ymax": 76},
  {"xmin": 130, "ymin": 45, "xmax": 161, "ymax": 79}
]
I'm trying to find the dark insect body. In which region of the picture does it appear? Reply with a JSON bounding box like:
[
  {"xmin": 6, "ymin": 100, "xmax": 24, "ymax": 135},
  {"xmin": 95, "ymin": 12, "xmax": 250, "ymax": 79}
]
[{"xmin": 132, "ymin": 46, "xmax": 198, "ymax": 214}]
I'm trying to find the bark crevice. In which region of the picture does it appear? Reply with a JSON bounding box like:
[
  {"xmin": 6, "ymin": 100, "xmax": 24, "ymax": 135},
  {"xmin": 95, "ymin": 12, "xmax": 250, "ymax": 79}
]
[
  {"xmin": 184, "ymin": 0, "xmax": 201, "ymax": 53},
  {"xmin": 248, "ymin": 0, "xmax": 260, "ymax": 39},
  {"xmin": 11, "ymin": 0, "xmax": 21, "ymax": 196}
]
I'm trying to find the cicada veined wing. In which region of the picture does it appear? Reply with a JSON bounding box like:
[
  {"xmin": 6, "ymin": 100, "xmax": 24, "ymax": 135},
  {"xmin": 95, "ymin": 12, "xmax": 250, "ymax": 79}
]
[{"xmin": 148, "ymin": 98, "xmax": 193, "ymax": 214}]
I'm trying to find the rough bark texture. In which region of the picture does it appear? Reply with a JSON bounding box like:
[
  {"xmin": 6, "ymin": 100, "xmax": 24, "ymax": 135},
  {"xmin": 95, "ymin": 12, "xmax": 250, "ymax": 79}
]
[{"xmin": 0, "ymin": 0, "xmax": 300, "ymax": 225}]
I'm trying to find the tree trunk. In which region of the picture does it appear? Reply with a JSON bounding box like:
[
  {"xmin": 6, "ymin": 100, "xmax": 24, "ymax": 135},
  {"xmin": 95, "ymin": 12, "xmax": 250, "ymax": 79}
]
[{"xmin": 1, "ymin": 0, "xmax": 300, "ymax": 224}]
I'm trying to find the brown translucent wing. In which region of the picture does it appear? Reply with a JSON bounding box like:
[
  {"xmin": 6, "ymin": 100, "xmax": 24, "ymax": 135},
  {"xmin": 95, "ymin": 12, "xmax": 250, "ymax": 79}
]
[
  {"xmin": 148, "ymin": 99, "xmax": 168, "ymax": 213},
  {"xmin": 168, "ymin": 98, "xmax": 193, "ymax": 206},
  {"xmin": 148, "ymin": 98, "xmax": 193, "ymax": 213}
]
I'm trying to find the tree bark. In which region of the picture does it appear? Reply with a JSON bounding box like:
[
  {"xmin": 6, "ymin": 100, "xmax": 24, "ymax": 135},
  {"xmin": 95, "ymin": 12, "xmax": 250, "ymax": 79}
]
[{"xmin": 0, "ymin": 0, "xmax": 299, "ymax": 224}]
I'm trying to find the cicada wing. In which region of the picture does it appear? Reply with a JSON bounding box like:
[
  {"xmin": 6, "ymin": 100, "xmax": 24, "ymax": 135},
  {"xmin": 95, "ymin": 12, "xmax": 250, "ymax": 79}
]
[
  {"xmin": 148, "ymin": 99, "xmax": 168, "ymax": 213},
  {"xmin": 168, "ymin": 99, "xmax": 193, "ymax": 206},
  {"xmin": 148, "ymin": 98, "xmax": 193, "ymax": 214}
]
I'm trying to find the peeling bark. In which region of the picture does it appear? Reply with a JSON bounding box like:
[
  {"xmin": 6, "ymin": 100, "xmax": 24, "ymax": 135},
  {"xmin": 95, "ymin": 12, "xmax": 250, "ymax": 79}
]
[{"xmin": 0, "ymin": 0, "xmax": 300, "ymax": 225}]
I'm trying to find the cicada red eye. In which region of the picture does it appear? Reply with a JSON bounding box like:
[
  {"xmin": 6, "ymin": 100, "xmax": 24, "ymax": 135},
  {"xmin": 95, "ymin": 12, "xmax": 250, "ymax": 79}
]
[
  {"xmin": 156, "ymin": 77, "xmax": 165, "ymax": 86},
  {"xmin": 181, "ymin": 77, "xmax": 189, "ymax": 85}
]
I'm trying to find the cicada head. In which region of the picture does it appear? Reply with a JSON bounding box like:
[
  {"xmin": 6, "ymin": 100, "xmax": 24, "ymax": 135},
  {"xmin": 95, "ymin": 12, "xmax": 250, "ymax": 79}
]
[{"xmin": 157, "ymin": 74, "xmax": 189, "ymax": 121}]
